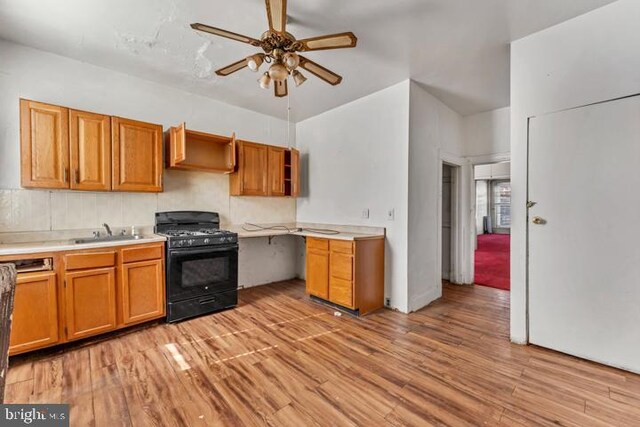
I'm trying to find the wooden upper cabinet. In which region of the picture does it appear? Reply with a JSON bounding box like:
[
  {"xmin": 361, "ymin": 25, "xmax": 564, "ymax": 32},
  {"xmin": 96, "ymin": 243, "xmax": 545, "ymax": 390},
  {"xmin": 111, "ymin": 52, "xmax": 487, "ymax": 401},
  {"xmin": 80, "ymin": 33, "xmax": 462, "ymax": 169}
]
[
  {"xmin": 166, "ymin": 123, "xmax": 236, "ymax": 173},
  {"xmin": 268, "ymin": 146, "xmax": 286, "ymax": 196},
  {"xmin": 65, "ymin": 267, "xmax": 117, "ymax": 341},
  {"xmin": 290, "ymin": 148, "xmax": 300, "ymax": 197},
  {"xmin": 20, "ymin": 99, "xmax": 69, "ymax": 189},
  {"xmin": 231, "ymin": 141, "xmax": 300, "ymax": 197},
  {"xmin": 9, "ymin": 271, "xmax": 59, "ymax": 355},
  {"xmin": 231, "ymin": 141, "xmax": 269, "ymax": 196},
  {"xmin": 69, "ymin": 109, "xmax": 111, "ymax": 191},
  {"xmin": 112, "ymin": 117, "xmax": 163, "ymax": 192}
]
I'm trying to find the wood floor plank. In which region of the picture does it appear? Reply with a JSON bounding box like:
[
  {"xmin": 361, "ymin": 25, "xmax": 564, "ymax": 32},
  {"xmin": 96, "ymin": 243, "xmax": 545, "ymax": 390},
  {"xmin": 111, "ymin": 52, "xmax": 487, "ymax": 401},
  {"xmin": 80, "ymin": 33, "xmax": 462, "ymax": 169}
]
[{"xmin": 6, "ymin": 280, "xmax": 640, "ymax": 427}]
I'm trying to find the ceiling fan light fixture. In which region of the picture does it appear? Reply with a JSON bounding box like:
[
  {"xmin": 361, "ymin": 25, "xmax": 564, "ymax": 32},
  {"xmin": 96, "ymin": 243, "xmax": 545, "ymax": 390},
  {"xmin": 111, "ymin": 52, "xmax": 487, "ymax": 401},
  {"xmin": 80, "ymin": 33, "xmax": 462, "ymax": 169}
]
[
  {"xmin": 259, "ymin": 72, "xmax": 272, "ymax": 89},
  {"xmin": 247, "ymin": 53, "xmax": 264, "ymax": 72},
  {"xmin": 292, "ymin": 69, "xmax": 307, "ymax": 87},
  {"xmin": 284, "ymin": 52, "xmax": 300, "ymax": 70},
  {"xmin": 268, "ymin": 62, "xmax": 289, "ymax": 82}
]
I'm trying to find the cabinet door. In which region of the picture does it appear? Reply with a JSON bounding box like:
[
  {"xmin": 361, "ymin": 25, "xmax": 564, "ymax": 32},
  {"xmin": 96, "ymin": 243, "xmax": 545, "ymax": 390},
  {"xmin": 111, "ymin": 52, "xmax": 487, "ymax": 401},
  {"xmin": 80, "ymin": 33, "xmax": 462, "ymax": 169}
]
[
  {"xmin": 291, "ymin": 148, "xmax": 300, "ymax": 197},
  {"xmin": 168, "ymin": 122, "xmax": 186, "ymax": 167},
  {"xmin": 9, "ymin": 272, "xmax": 59, "ymax": 355},
  {"xmin": 69, "ymin": 109, "xmax": 111, "ymax": 191},
  {"xmin": 240, "ymin": 142, "xmax": 268, "ymax": 196},
  {"xmin": 120, "ymin": 259, "xmax": 165, "ymax": 325},
  {"xmin": 65, "ymin": 267, "xmax": 117, "ymax": 341},
  {"xmin": 306, "ymin": 249, "xmax": 329, "ymax": 299},
  {"xmin": 268, "ymin": 146, "xmax": 285, "ymax": 196},
  {"xmin": 112, "ymin": 117, "xmax": 163, "ymax": 192},
  {"xmin": 19, "ymin": 99, "xmax": 69, "ymax": 189}
]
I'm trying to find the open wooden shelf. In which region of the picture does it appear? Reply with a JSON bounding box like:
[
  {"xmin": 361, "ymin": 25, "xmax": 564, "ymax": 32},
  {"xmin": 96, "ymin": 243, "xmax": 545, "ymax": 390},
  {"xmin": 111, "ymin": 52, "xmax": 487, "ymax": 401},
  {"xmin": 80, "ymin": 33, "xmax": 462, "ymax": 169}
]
[{"xmin": 165, "ymin": 123, "xmax": 236, "ymax": 174}]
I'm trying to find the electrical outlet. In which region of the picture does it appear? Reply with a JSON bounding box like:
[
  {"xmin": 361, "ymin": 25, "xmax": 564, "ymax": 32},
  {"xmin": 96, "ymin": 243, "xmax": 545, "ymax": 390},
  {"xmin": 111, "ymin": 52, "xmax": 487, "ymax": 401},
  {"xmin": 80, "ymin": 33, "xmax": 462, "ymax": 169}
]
[
  {"xmin": 387, "ymin": 208, "xmax": 395, "ymax": 221},
  {"xmin": 362, "ymin": 208, "xmax": 369, "ymax": 219},
  {"xmin": 385, "ymin": 298, "xmax": 391, "ymax": 307}
]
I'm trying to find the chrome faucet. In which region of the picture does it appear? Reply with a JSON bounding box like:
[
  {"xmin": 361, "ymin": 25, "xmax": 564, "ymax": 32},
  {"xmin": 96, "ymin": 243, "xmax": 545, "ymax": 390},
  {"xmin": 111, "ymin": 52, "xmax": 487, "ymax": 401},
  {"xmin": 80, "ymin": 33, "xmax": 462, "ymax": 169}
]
[{"xmin": 102, "ymin": 223, "xmax": 113, "ymax": 236}]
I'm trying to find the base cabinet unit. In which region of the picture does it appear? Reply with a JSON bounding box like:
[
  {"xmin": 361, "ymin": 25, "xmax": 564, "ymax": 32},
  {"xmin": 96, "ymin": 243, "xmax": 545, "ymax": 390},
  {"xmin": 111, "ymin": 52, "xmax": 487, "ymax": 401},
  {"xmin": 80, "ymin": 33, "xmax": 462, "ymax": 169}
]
[
  {"xmin": 305, "ymin": 237, "xmax": 385, "ymax": 315},
  {"xmin": 4, "ymin": 241, "xmax": 166, "ymax": 356},
  {"xmin": 9, "ymin": 271, "xmax": 59, "ymax": 354},
  {"xmin": 64, "ymin": 267, "xmax": 117, "ymax": 341}
]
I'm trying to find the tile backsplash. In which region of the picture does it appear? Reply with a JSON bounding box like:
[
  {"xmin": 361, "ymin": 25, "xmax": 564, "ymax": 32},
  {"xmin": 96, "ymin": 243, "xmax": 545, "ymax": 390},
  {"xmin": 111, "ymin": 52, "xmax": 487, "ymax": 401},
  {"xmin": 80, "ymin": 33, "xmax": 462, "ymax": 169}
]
[{"xmin": 0, "ymin": 169, "xmax": 296, "ymax": 236}]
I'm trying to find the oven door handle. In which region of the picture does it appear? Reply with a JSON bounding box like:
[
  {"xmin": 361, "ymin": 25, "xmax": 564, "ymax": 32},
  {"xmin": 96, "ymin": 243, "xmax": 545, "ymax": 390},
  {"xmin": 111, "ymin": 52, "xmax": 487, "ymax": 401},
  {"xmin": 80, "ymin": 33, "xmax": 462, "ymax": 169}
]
[{"xmin": 169, "ymin": 245, "xmax": 238, "ymax": 256}]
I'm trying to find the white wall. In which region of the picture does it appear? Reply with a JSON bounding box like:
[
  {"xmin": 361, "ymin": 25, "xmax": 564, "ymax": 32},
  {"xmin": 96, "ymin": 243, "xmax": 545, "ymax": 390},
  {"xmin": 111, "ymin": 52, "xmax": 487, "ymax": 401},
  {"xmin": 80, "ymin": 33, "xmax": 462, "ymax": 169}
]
[
  {"xmin": 296, "ymin": 81, "xmax": 410, "ymax": 312},
  {"xmin": 510, "ymin": 0, "xmax": 640, "ymax": 343},
  {"xmin": 0, "ymin": 40, "xmax": 297, "ymax": 287},
  {"xmin": 407, "ymin": 82, "xmax": 466, "ymax": 311},
  {"xmin": 463, "ymin": 107, "xmax": 510, "ymax": 160}
]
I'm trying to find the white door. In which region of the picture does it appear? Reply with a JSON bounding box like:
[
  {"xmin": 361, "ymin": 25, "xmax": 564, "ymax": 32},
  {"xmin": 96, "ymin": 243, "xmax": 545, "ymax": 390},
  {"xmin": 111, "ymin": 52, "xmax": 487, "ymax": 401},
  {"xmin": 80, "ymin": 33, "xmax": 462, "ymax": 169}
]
[{"xmin": 528, "ymin": 95, "xmax": 640, "ymax": 373}]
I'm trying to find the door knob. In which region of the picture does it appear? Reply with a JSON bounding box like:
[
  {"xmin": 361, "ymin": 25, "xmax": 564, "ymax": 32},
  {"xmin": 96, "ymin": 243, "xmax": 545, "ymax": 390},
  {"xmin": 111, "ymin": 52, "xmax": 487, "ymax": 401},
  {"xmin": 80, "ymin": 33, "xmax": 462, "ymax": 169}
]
[{"xmin": 532, "ymin": 216, "xmax": 546, "ymax": 225}]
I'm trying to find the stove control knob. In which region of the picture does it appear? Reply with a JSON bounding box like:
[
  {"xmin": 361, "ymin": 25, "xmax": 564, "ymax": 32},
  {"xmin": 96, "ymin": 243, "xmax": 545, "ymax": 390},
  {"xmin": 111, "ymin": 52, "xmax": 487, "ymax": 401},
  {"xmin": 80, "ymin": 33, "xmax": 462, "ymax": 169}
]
[
  {"xmin": 204, "ymin": 238, "xmax": 210, "ymax": 244},
  {"xmin": 187, "ymin": 239, "xmax": 194, "ymax": 245}
]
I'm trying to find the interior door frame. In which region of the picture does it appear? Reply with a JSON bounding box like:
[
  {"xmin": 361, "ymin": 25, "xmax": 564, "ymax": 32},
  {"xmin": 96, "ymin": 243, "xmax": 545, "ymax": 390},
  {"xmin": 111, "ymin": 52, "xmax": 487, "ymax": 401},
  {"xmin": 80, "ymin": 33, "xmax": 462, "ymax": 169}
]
[
  {"xmin": 438, "ymin": 151, "xmax": 467, "ymax": 286},
  {"xmin": 467, "ymin": 153, "xmax": 511, "ymax": 284}
]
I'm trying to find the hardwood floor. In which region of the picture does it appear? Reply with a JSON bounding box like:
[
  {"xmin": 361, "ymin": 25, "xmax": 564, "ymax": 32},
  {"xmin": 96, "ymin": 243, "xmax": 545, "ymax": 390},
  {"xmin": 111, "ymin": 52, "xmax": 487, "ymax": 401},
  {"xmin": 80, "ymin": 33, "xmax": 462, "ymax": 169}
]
[{"xmin": 5, "ymin": 280, "xmax": 640, "ymax": 426}]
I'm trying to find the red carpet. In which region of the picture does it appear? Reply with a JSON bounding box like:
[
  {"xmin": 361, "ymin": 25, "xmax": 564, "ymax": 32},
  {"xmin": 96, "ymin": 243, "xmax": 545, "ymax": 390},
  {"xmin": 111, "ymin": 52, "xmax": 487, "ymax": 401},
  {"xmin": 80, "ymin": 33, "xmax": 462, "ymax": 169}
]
[{"xmin": 474, "ymin": 234, "xmax": 510, "ymax": 291}]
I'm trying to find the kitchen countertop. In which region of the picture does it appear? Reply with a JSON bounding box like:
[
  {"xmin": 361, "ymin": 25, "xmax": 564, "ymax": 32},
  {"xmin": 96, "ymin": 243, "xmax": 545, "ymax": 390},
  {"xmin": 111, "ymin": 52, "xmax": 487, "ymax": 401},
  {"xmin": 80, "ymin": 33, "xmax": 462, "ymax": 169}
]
[
  {"xmin": 228, "ymin": 223, "xmax": 385, "ymax": 241},
  {"xmin": 0, "ymin": 235, "xmax": 167, "ymax": 257}
]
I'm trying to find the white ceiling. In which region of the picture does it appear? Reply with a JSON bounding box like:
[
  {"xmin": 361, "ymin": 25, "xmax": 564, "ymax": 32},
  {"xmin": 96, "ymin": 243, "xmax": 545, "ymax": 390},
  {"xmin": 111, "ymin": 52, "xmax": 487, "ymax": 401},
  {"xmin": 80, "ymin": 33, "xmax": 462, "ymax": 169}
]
[{"xmin": 0, "ymin": 0, "xmax": 616, "ymax": 121}]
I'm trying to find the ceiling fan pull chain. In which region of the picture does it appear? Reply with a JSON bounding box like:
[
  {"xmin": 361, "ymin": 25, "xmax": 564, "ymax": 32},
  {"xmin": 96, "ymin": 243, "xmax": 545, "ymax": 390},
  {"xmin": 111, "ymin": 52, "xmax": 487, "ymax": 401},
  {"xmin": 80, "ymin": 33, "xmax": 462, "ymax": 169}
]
[{"xmin": 287, "ymin": 89, "xmax": 291, "ymax": 146}]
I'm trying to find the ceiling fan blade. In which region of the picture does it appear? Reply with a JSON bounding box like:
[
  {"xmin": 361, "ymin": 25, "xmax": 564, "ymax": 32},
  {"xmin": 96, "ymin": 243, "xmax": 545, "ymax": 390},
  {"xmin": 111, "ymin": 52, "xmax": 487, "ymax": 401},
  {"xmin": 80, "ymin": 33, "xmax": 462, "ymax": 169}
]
[
  {"xmin": 215, "ymin": 58, "xmax": 249, "ymax": 76},
  {"xmin": 297, "ymin": 32, "xmax": 357, "ymax": 52},
  {"xmin": 265, "ymin": 0, "xmax": 287, "ymax": 34},
  {"xmin": 298, "ymin": 56, "xmax": 342, "ymax": 85},
  {"xmin": 190, "ymin": 23, "xmax": 261, "ymax": 46},
  {"xmin": 274, "ymin": 79, "xmax": 288, "ymax": 97}
]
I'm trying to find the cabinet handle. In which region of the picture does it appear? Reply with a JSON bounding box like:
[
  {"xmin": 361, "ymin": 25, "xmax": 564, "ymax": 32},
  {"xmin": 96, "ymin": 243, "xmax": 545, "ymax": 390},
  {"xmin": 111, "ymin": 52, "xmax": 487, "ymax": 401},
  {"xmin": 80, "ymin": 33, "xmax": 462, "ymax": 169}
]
[
  {"xmin": 63, "ymin": 168, "xmax": 69, "ymax": 183},
  {"xmin": 74, "ymin": 169, "xmax": 80, "ymax": 184}
]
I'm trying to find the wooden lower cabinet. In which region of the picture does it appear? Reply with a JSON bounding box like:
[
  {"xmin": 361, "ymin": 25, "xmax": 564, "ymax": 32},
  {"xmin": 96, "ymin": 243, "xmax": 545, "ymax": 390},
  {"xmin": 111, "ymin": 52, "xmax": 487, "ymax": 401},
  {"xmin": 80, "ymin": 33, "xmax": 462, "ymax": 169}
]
[
  {"xmin": 65, "ymin": 267, "xmax": 117, "ymax": 341},
  {"xmin": 305, "ymin": 237, "xmax": 385, "ymax": 315},
  {"xmin": 5, "ymin": 241, "xmax": 166, "ymax": 355},
  {"xmin": 120, "ymin": 259, "xmax": 165, "ymax": 325},
  {"xmin": 9, "ymin": 271, "xmax": 59, "ymax": 354}
]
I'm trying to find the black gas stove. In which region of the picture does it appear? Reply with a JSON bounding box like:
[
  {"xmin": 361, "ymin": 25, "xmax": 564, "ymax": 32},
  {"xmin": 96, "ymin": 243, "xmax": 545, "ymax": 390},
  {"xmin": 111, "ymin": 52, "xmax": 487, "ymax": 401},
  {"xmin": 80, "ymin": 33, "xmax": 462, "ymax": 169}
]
[{"xmin": 155, "ymin": 211, "xmax": 238, "ymax": 322}]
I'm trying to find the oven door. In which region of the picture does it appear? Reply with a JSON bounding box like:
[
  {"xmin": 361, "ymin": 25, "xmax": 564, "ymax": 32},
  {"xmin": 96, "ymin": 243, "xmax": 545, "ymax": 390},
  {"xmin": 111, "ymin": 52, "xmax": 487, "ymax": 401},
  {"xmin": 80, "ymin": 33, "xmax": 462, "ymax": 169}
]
[{"xmin": 167, "ymin": 245, "xmax": 238, "ymax": 302}]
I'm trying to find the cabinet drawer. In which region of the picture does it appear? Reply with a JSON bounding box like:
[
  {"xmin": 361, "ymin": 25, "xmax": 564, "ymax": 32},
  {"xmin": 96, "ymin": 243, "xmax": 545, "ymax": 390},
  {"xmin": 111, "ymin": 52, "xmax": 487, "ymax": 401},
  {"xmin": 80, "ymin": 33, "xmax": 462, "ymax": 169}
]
[
  {"xmin": 330, "ymin": 239, "xmax": 353, "ymax": 254},
  {"xmin": 121, "ymin": 244, "xmax": 163, "ymax": 263},
  {"xmin": 66, "ymin": 251, "xmax": 116, "ymax": 270},
  {"xmin": 307, "ymin": 237, "xmax": 329, "ymax": 251},
  {"xmin": 329, "ymin": 277, "xmax": 354, "ymax": 308},
  {"xmin": 330, "ymin": 253, "xmax": 353, "ymax": 281}
]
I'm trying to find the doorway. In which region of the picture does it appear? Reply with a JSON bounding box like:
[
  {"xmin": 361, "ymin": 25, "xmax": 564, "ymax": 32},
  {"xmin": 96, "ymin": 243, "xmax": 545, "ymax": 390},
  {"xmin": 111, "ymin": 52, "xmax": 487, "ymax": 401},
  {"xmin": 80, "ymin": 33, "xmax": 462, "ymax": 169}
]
[
  {"xmin": 474, "ymin": 162, "xmax": 511, "ymax": 290},
  {"xmin": 441, "ymin": 164, "xmax": 454, "ymax": 281}
]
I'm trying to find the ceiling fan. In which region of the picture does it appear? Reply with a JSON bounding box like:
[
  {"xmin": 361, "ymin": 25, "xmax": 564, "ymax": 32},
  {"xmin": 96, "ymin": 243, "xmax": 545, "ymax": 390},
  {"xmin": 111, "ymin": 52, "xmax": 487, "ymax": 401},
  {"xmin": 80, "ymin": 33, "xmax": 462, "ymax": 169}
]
[{"xmin": 190, "ymin": 0, "xmax": 357, "ymax": 97}]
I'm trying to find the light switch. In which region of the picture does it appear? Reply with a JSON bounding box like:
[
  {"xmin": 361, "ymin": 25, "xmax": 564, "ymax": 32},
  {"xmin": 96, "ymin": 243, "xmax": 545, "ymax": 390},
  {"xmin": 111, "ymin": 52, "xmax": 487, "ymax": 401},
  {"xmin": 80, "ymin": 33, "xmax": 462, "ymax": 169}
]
[
  {"xmin": 387, "ymin": 208, "xmax": 395, "ymax": 221},
  {"xmin": 362, "ymin": 209, "xmax": 369, "ymax": 219}
]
